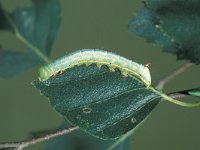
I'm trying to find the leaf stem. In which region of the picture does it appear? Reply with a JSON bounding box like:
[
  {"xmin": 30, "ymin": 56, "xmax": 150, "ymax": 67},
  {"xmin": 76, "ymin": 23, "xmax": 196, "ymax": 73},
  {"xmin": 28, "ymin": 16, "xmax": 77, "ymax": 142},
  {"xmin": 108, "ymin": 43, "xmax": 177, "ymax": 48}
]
[
  {"xmin": 0, "ymin": 126, "xmax": 79, "ymax": 150},
  {"xmin": 156, "ymin": 62, "xmax": 193, "ymax": 90},
  {"xmin": 150, "ymin": 87, "xmax": 200, "ymax": 107},
  {"xmin": 15, "ymin": 32, "xmax": 51, "ymax": 64},
  {"xmin": 5, "ymin": 12, "xmax": 51, "ymax": 64},
  {"xmin": 108, "ymin": 62, "xmax": 196, "ymax": 149}
]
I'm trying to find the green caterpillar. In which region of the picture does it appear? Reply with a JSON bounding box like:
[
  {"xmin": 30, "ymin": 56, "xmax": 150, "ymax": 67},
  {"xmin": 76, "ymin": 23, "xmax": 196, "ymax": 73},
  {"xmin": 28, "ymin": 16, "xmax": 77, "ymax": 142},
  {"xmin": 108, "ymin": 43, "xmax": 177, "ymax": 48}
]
[{"xmin": 38, "ymin": 49, "xmax": 151, "ymax": 86}]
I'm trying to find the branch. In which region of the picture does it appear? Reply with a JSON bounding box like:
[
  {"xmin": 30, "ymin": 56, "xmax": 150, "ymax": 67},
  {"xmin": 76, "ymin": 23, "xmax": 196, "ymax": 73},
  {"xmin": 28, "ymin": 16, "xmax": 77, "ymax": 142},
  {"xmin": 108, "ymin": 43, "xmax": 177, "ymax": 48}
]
[
  {"xmin": 168, "ymin": 92, "xmax": 187, "ymax": 99},
  {"xmin": 0, "ymin": 62, "xmax": 195, "ymax": 150},
  {"xmin": 104, "ymin": 62, "xmax": 195, "ymax": 150},
  {"xmin": 0, "ymin": 126, "xmax": 79, "ymax": 150},
  {"xmin": 156, "ymin": 62, "xmax": 193, "ymax": 90}
]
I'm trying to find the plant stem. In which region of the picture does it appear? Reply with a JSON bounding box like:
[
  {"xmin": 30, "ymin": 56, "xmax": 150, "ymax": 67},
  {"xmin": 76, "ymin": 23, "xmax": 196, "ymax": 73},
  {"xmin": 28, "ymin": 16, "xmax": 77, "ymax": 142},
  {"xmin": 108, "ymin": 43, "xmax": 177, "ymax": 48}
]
[
  {"xmin": 0, "ymin": 126, "xmax": 79, "ymax": 150},
  {"xmin": 156, "ymin": 63, "xmax": 193, "ymax": 90},
  {"xmin": 150, "ymin": 87, "xmax": 200, "ymax": 107},
  {"xmin": 0, "ymin": 64, "xmax": 196, "ymax": 150},
  {"xmin": 5, "ymin": 12, "xmax": 51, "ymax": 64},
  {"xmin": 108, "ymin": 62, "xmax": 194, "ymax": 149},
  {"xmin": 15, "ymin": 32, "xmax": 51, "ymax": 64}
]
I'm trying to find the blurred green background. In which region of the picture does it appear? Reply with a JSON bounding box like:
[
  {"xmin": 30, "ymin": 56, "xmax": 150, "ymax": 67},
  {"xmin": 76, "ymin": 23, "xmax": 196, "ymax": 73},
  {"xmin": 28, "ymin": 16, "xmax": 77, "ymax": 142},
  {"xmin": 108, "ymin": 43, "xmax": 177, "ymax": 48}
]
[{"xmin": 0, "ymin": 0, "xmax": 200, "ymax": 149}]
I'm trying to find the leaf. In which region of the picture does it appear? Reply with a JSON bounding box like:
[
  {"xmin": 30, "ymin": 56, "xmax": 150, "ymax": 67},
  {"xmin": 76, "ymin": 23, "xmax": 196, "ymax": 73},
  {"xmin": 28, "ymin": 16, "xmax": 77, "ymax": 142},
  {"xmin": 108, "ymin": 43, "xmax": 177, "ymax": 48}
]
[
  {"xmin": 128, "ymin": 7, "xmax": 177, "ymax": 53},
  {"xmin": 129, "ymin": 0, "xmax": 200, "ymax": 63},
  {"xmin": 0, "ymin": 4, "xmax": 12, "ymax": 31},
  {"xmin": 46, "ymin": 121, "xmax": 132, "ymax": 150},
  {"xmin": 33, "ymin": 50, "xmax": 161, "ymax": 139},
  {"xmin": 12, "ymin": 0, "xmax": 61, "ymax": 55},
  {"xmin": 144, "ymin": 0, "xmax": 200, "ymax": 10},
  {"xmin": 0, "ymin": 50, "xmax": 38, "ymax": 77},
  {"xmin": 189, "ymin": 90, "xmax": 200, "ymax": 97},
  {"xmin": 0, "ymin": 0, "xmax": 61, "ymax": 77},
  {"xmin": 176, "ymin": 88, "xmax": 200, "ymax": 97},
  {"xmin": 3, "ymin": 0, "xmax": 61, "ymax": 55}
]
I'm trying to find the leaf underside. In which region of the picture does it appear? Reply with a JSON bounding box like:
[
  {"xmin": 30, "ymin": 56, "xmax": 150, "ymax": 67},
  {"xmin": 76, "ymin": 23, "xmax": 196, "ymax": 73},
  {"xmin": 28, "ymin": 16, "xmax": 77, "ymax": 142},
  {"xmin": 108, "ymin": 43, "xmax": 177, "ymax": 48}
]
[
  {"xmin": 129, "ymin": 0, "xmax": 200, "ymax": 63},
  {"xmin": 0, "ymin": 51, "xmax": 38, "ymax": 77},
  {"xmin": 0, "ymin": 0, "xmax": 61, "ymax": 77},
  {"xmin": 46, "ymin": 121, "xmax": 132, "ymax": 150},
  {"xmin": 11, "ymin": 0, "xmax": 61, "ymax": 55},
  {"xmin": 34, "ymin": 63, "xmax": 161, "ymax": 139}
]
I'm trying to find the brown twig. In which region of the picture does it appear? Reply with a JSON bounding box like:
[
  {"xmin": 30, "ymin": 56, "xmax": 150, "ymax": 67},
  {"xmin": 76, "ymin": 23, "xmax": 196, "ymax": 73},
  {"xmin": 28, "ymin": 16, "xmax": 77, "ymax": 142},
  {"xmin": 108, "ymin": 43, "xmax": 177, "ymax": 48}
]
[
  {"xmin": 0, "ymin": 126, "xmax": 79, "ymax": 150},
  {"xmin": 0, "ymin": 63, "xmax": 194, "ymax": 150},
  {"xmin": 156, "ymin": 63, "xmax": 193, "ymax": 90}
]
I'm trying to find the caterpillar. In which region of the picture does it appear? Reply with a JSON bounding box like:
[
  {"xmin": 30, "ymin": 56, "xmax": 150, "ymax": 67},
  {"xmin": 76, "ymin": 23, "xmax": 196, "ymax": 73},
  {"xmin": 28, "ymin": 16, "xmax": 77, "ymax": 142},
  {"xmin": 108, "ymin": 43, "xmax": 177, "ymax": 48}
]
[{"xmin": 38, "ymin": 49, "xmax": 151, "ymax": 86}]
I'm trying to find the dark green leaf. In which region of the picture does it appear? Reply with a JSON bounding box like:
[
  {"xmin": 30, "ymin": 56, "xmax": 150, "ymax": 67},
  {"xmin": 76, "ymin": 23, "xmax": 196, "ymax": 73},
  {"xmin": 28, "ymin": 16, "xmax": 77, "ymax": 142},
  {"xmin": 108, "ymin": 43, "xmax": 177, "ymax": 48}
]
[
  {"xmin": 129, "ymin": 0, "xmax": 200, "ymax": 63},
  {"xmin": 5, "ymin": 0, "xmax": 61, "ymax": 55},
  {"xmin": 0, "ymin": 0, "xmax": 60, "ymax": 77},
  {"xmin": 129, "ymin": 7, "xmax": 177, "ymax": 53},
  {"xmin": 0, "ymin": 4, "xmax": 12, "ymax": 31},
  {"xmin": 0, "ymin": 50, "xmax": 38, "ymax": 77},
  {"xmin": 176, "ymin": 88, "xmax": 200, "ymax": 97},
  {"xmin": 33, "ymin": 50, "xmax": 161, "ymax": 139},
  {"xmin": 46, "ymin": 121, "xmax": 132, "ymax": 150},
  {"xmin": 145, "ymin": 0, "xmax": 200, "ymax": 10},
  {"xmin": 189, "ymin": 90, "xmax": 200, "ymax": 97}
]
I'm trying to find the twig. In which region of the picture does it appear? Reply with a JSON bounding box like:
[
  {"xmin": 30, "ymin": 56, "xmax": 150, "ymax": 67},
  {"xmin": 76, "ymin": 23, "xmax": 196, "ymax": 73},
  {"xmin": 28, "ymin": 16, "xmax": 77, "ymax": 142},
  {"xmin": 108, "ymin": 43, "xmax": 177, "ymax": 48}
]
[
  {"xmin": 168, "ymin": 93, "xmax": 187, "ymax": 99},
  {"xmin": 0, "ymin": 62, "xmax": 194, "ymax": 150},
  {"xmin": 108, "ymin": 63, "xmax": 194, "ymax": 149},
  {"xmin": 156, "ymin": 63, "xmax": 193, "ymax": 90},
  {"xmin": 0, "ymin": 126, "xmax": 79, "ymax": 150}
]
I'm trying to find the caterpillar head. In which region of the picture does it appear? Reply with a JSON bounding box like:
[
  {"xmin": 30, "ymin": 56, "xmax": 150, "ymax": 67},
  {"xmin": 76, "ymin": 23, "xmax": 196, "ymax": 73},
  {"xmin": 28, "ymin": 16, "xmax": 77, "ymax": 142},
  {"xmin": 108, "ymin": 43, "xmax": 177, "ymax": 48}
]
[{"xmin": 38, "ymin": 66, "xmax": 53, "ymax": 81}]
